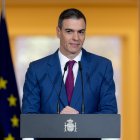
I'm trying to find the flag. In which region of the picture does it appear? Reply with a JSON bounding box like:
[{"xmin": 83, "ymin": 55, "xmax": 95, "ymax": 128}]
[{"xmin": 0, "ymin": 13, "xmax": 21, "ymax": 140}]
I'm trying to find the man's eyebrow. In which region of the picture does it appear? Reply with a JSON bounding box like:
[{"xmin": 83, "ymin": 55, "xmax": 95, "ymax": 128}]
[
  {"xmin": 79, "ymin": 29, "xmax": 86, "ymax": 32},
  {"xmin": 65, "ymin": 28, "xmax": 73, "ymax": 31},
  {"xmin": 64, "ymin": 28, "xmax": 86, "ymax": 31}
]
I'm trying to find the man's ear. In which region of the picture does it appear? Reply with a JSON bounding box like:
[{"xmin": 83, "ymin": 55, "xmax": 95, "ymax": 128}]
[{"xmin": 56, "ymin": 26, "xmax": 61, "ymax": 38}]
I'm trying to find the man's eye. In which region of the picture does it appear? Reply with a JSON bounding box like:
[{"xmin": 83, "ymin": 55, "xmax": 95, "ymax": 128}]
[
  {"xmin": 66, "ymin": 30, "xmax": 72, "ymax": 33},
  {"xmin": 79, "ymin": 30, "xmax": 85, "ymax": 34}
]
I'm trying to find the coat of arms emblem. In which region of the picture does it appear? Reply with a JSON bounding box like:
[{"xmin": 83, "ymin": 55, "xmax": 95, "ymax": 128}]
[{"xmin": 64, "ymin": 119, "xmax": 77, "ymax": 132}]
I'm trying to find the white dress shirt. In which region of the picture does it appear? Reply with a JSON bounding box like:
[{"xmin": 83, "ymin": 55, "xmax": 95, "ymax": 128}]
[{"xmin": 58, "ymin": 50, "xmax": 82, "ymax": 85}]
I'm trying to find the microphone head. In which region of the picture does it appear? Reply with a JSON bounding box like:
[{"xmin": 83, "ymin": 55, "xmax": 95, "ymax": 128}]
[
  {"xmin": 78, "ymin": 61, "xmax": 82, "ymax": 71},
  {"xmin": 64, "ymin": 62, "xmax": 68, "ymax": 71}
]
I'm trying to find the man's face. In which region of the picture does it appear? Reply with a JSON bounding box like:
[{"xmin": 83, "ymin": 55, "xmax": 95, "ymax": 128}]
[{"xmin": 57, "ymin": 18, "xmax": 86, "ymax": 59}]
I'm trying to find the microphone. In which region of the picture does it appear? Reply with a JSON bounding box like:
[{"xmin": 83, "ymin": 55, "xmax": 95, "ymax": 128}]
[
  {"xmin": 78, "ymin": 61, "xmax": 85, "ymax": 114},
  {"xmin": 57, "ymin": 62, "xmax": 68, "ymax": 114}
]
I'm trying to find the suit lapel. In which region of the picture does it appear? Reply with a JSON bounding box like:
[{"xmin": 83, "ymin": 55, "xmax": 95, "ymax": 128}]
[
  {"xmin": 70, "ymin": 49, "xmax": 90, "ymax": 111},
  {"xmin": 47, "ymin": 50, "xmax": 68, "ymax": 107},
  {"xmin": 70, "ymin": 70, "xmax": 81, "ymax": 108}
]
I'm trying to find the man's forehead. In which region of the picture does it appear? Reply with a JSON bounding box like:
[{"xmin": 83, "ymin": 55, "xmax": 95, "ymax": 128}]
[{"xmin": 62, "ymin": 18, "xmax": 86, "ymax": 29}]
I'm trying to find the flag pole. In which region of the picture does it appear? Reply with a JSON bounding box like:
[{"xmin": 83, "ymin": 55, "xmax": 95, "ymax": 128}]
[{"xmin": 2, "ymin": 0, "xmax": 5, "ymax": 18}]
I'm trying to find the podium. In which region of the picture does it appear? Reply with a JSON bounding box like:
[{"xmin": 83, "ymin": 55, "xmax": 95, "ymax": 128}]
[{"xmin": 20, "ymin": 114, "xmax": 120, "ymax": 138}]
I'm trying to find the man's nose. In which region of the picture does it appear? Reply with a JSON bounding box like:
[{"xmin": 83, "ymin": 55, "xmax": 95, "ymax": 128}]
[{"xmin": 73, "ymin": 32, "xmax": 79, "ymax": 40}]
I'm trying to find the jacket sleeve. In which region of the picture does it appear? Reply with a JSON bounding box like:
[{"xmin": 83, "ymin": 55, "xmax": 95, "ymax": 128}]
[
  {"xmin": 96, "ymin": 60, "xmax": 118, "ymax": 114},
  {"xmin": 22, "ymin": 63, "xmax": 40, "ymax": 114}
]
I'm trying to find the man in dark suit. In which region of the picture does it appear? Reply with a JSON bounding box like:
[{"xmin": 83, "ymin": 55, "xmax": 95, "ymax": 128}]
[{"xmin": 22, "ymin": 8, "xmax": 117, "ymax": 139}]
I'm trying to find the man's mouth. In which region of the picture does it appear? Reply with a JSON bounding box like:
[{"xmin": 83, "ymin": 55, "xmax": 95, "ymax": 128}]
[{"xmin": 70, "ymin": 43, "xmax": 80, "ymax": 47}]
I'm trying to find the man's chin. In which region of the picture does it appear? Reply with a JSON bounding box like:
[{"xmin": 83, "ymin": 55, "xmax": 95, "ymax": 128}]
[
  {"xmin": 70, "ymin": 48, "xmax": 81, "ymax": 53},
  {"xmin": 69, "ymin": 51, "xmax": 81, "ymax": 57}
]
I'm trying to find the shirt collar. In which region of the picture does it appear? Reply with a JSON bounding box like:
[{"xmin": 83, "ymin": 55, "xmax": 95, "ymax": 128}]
[{"xmin": 58, "ymin": 50, "xmax": 82, "ymax": 67}]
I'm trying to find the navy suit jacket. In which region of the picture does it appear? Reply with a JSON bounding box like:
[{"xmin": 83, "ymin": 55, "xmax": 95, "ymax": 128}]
[{"xmin": 22, "ymin": 48, "xmax": 117, "ymax": 114}]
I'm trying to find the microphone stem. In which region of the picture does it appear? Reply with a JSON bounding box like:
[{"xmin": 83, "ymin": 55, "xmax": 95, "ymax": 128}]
[
  {"xmin": 80, "ymin": 70, "xmax": 84, "ymax": 114},
  {"xmin": 79, "ymin": 61, "xmax": 85, "ymax": 114},
  {"xmin": 57, "ymin": 73, "xmax": 65, "ymax": 114},
  {"xmin": 57, "ymin": 63, "xmax": 68, "ymax": 114}
]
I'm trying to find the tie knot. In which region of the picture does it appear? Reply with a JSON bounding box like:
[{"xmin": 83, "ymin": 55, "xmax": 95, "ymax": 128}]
[{"xmin": 68, "ymin": 60, "xmax": 75, "ymax": 69}]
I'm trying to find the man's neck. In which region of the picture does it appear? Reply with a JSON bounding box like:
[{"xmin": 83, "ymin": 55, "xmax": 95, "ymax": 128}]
[{"xmin": 59, "ymin": 50, "xmax": 81, "ymax": 60}]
